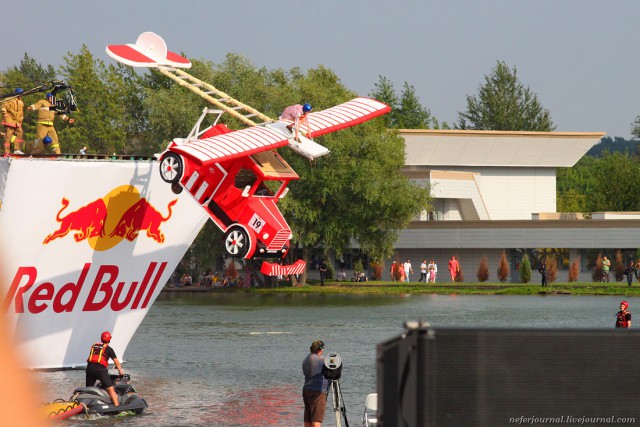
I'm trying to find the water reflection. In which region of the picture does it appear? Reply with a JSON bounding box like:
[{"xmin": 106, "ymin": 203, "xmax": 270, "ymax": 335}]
[{"xmin": 36, "ymin": 294, "xmax": 631, "ymax": 426}]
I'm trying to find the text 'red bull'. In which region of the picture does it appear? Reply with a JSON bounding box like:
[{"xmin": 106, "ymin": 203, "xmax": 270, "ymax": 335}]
[{"xmin": 2, "ymin": 262, "xmax": 167, "ymax": 314}]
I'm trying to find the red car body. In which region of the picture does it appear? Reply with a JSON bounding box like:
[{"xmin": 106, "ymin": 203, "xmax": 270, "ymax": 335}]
[{"xmin": 159, "ymin": 123, "xmax": 298, "ymax": 259}]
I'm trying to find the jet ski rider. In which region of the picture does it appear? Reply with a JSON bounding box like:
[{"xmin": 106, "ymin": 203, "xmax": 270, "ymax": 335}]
[{"xmin": 86, "ymin": 331, "xmax": 125, "ymax": 406}]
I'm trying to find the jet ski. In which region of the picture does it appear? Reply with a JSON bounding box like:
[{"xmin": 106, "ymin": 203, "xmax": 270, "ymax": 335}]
[{"xmin": 70, "ymin": 373, "xmax": 148, "ymax": 416}]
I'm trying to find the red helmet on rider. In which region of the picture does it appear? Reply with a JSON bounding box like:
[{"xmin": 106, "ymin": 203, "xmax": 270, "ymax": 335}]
[
  {"xmin": 101, "ymin": 331, "xmax": 112, "ymax": 343},
  {"xmin": 620, "ymin": 301, "xmax": 629, "ymax": 310}
]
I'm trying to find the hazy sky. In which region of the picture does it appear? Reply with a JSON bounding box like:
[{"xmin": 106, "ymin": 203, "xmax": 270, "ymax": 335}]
[{"xmin": 3, "ymin": 1, "xmax": 639, "ymax": 138}]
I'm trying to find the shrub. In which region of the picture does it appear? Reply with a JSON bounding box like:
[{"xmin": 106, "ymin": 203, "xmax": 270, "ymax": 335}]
[
  {"xmin": 477, "ymin": 256, "xmax": 489, "ymax": 282},
  {"xmin": 370, "ymin": 260, "xmax": 383, "ymax": 280},
  {"xmin": 520, "ymin": 254, "xmax": 531, "ymax": 283},
  {"xmin": 592, "ymin": 253, "xmax": 603, "ymax": 282},
  {"xmin": 568, "ymin": 256, "xmax": 580, "ymax": 282},
  {"xmin": 615, "ymin": 250, "xmax": 624, "ymax": 282},
  {"xmin": 497, "ymin": 251, "xmax": 510, "ymax": 282},
  {"xmin": 547, "ymin": 257, "xmax": 558, "ymax": 283},
  {"xmin": 225, "ymin": 260, "xmax": 238, "ymax": 280},
  {"xmin": 455, "ymin": 260, "xmax": 464, "ymax": 283}
]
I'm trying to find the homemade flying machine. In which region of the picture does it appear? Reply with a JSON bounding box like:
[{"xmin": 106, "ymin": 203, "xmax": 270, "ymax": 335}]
[{"xmin": 106, "ymin": 32, "xmax": 390, "ymax": 274}]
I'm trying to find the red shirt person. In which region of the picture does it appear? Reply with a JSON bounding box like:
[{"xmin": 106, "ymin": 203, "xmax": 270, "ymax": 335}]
[{"xmin": 616, "ymin": 301, "xmax": 632, "ymax": 328}]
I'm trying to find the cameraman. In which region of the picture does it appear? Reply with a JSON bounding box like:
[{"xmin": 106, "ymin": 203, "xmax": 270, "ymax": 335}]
[{"xmin": 302, "ymin": 340, "xmax": 328, "ymax": 427}]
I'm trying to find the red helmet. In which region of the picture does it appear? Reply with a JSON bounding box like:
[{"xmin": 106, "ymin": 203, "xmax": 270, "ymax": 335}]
[
  {"xmin": 621, "ymin": 301, "xmax": 629, "ymax": 310},
  {"xmin": 101, "ymin": 331, "xmax": 112, "ymax": 343}
]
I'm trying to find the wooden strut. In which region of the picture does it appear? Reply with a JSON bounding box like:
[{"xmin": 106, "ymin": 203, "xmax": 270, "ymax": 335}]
[{"xmin": 156, "ymin": 66, "xmax": 273, "ymax": 128}]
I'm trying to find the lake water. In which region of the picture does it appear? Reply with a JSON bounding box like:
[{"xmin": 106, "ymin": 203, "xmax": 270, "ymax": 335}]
[{"xmin": 36, "ymin": 293, "xmax": 630, "ymax": 426}]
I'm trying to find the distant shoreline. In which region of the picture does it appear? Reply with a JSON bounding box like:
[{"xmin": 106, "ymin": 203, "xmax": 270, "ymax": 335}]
[{"xmin": 162, "ymin": 281, "xmax": 640, "ymax": 296}]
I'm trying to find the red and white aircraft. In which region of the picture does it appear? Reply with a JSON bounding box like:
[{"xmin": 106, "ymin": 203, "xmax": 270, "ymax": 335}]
[{"xmin": 107, "ymin": 32, "xmax": 390, "ymax": 276}]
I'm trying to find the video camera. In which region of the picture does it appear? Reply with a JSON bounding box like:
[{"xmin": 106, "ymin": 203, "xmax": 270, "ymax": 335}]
[
  {"xmin": 322, "ymin": 352, "xmax": 343, "ymax": 381},
  {"xmin": 48, "ymin": 88, "xmax": 78, "ymax": 115}
]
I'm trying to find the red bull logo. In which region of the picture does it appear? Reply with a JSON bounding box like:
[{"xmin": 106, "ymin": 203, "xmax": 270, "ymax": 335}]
[
  {"xmin": 42, "ymin": 185, "xmax": 177, "ymax": 251},
  {"xmin": 3, "ymin": 261, "xmax": 167, "ymax": 314}
]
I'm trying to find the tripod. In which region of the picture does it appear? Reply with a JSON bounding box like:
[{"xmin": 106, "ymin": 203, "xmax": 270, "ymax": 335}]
[{"xmin": 329, "ymin": 379, "xmax": 349, "ymax": 427}]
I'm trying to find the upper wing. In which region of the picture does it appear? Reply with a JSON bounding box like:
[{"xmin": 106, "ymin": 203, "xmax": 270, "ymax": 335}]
[
  {"xmin": 280, "ymin": 97, "xmax": 390, "ymax": 138},
  {"xmin": 170, "ymin": 125, "xmax": 289, "ymax": 166},
  {"xmin": 106, "ymin": 32, "xmax": 191, "ymax": 68}
]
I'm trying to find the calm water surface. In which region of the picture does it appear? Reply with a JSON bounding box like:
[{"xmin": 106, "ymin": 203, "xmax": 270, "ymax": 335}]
[{"xmin": 36, "ymin": 293, "xmax": 629, "ymax": 426}]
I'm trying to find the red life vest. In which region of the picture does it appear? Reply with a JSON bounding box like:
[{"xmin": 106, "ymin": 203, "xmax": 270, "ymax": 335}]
[
  {"xmin": 87, "ymin": 342, "xmax": 109, "ymax": 367},
  {"xmin": 616, "ymin": 311, "xmax": 630, "ymax": 328}
]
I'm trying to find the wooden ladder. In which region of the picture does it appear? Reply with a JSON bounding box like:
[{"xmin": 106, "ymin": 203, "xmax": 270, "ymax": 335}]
[{"xmin": 156, "ymin": 66, "xmax": 273, "ymax": 127}]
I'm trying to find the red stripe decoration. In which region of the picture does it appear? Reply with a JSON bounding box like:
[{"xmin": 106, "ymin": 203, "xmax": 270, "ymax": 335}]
[
  {"xmin": 107, "ymin": 44, "xmax": 156, "ymax": 65},
  {"xmin": 260, "ymin": 259, "xmax": 307, "ymax": 277},
  {"xmin": 171, "ymin": 126, "xmax": 289, "ymax": 165}
]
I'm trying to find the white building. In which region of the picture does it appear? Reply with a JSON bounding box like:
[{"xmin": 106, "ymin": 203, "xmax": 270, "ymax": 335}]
[{"xmin": 389, "ymin": 129, "xmax": 637, "ymax": 283}]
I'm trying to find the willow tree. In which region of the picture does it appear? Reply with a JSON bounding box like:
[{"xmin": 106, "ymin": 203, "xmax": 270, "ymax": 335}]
[{"xmin": 457, "ymin": 61, "xmax": 555, "ymax": 131}]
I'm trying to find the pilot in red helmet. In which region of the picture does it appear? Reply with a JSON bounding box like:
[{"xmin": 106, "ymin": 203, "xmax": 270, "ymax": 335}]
[
  {"xmin": 86, "ymin": 331, "xmax": 125, "ymax": 406},
  {"xmin": 616, "ymin": 301, "xmax": 631, "ymax": 328}
]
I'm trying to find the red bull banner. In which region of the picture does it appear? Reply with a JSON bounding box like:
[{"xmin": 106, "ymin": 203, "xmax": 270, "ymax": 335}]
[{"xmin": 0, "ymin": 158, "xmax": 208, "ymax": 369}]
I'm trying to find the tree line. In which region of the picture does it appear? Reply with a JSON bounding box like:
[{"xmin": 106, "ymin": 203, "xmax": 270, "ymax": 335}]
[{"xmin": 3, "ymin": 47, "xmax": 637, "ymax": 279}]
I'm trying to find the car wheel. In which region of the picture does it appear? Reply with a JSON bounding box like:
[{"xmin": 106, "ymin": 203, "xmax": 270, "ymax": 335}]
[
  {"xmin": 159, "ymin": 153, "xmax": 183, "ymax": 183},
  {"xmin": 171, "ymin": 182, "xmax": 183, "ymax": 194},
  {"xmin": 224, "ymin": 226, "xmax": 250, "ymax": 258}
]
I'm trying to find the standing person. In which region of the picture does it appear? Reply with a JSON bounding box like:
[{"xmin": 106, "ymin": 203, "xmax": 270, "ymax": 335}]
[
  {"xmin": 319, "ymin": 260, "xmax": 328, "ymax": 287},
  {"xmin": 390, "ymin": 261, "xmax": 396, "ymax": 282},
  {"xmin": 538, "ymin": 261, "xmax": 548, "ymax": 287},
  {"xmin": 602, "ymin": 256, "xmax": 611, "ymax": 282},
  {"xmin": 624, "ymin": 260, "xmax": 635, "ymax": 287},
  {"xmin": 86, "ymin": 331, "xmax": 125, "ymax": 406},
  {"xmin": 302, "ymin": 340, "xmax": 328, "ymax": 427},
  {"xmin": 636, "ymin": 259, "xmax": 640, "ymax": 285},
  {"xmin": 419, "ymin": 260, "xmax": 427, "ymax": 282},
  {"xmin": 616, "ymin": 301, "xmax": 632, "ymax": 328},
  {"xmin": 280, "ymin": 103, "xmax": 312, "ymax": 142},
  {"xmin": 27, "ymin": 92, "xmax": 74, "ymax": 154},
  {"xmin": 398, "ymin": 262, "xmax": 406, "ymax": 283},
  {"xmin": 2, "ymin": 88, "xmax": 25, "ymax": 155},
  {"xmin": 403, "ymin": 259, "xmax": 413, "ymax": 282},
  {"xmin": 448, "ymin": 255, "xmax": 460, "ymax": 283},
  {"xmin": 428, "ymin": 259, "xmax": 438, "ymax": 283}
]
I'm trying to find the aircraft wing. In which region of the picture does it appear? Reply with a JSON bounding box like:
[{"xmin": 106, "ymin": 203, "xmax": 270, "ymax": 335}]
[
  {"xmin": 106, "ymin": 32, "xmax": 191, "ymax": 68},
  {"xmin": 170, "ymin": 125, "xmax": 289, "ymax": 166},
  {"xmin": 280, "ymin": 97, "xmax": 391, "ymax": 138}
]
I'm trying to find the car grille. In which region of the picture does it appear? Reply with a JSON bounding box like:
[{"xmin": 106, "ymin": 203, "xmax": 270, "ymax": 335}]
[{"xmin": 267, "ymin": 229, "xmax": 290, "ymax": 250}]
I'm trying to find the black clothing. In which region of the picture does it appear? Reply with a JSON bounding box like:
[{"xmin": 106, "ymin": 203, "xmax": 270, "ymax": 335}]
[
  {"xmin": 539, "ymin": 264, "xmax": 548, "ymax": 287},
  {"xmin": 86, "ymin": 345, "xmax": 117, "ymax": 387},
  {"xmin": 319, "ymin": 261, "xmax": 327, "ymax": 286}
]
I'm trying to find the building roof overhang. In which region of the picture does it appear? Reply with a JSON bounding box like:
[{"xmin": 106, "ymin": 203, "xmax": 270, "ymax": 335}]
[{"xmin": 400, "ymin": 129, "xmax": 605, "ymax": 168}]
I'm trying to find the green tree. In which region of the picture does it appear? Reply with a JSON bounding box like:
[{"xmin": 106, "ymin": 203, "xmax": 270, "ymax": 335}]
[
  {"xmin": 396, "ymin": 82, "xmax": 433, "ymax": 129},
  {"xmin": 456, "ymin": 61, "xmax": 555, "ymax": 131},
  {"xmin": 585, "ymin": 152, "xmax": 640, "ymax": 212},
  {"xmin": 369, "ymin": 75, "xmax": 398, "ymax": 127},
  {"xmin": 59, "ymin": 45, "xmax": 127, "ymax": 154},
  {"xmin": 631, "ymin": 116, "xmax": 640, "ymax": 139},
  {"xmin": 520, "ymin": 253, "xmax": 531, "ymax": 283}
]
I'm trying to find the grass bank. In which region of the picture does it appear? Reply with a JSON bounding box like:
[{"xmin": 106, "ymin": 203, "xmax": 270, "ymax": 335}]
[{"xmin": 253, "ymin": 281, "xmax": 640, "ymax": 296}]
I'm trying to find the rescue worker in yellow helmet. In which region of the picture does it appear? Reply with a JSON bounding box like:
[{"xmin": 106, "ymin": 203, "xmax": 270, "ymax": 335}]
[
  {"xmin": 2, "ymin": 88, "xmax": 25, "ymax": 155},
  {"xmin": 86, "ymin": 331, "xmax": 125, "ymax": 407},
  {"xmin": 27, "ymin": 92, "xmax": 74, "ymax": 155}
]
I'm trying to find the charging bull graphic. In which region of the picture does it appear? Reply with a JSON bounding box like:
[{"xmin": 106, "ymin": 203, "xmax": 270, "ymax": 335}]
[
  {"xmin": 109, "ymin": 198, "xmax": 177, "ymax": 243},
  {"xmin": 43, "ymin": 198, "xmax": 107, "ymax": 243},
  {"xmin": 43, "ymin": 186, "xmax": 177, "ymax": 250}
]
